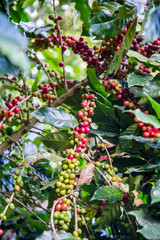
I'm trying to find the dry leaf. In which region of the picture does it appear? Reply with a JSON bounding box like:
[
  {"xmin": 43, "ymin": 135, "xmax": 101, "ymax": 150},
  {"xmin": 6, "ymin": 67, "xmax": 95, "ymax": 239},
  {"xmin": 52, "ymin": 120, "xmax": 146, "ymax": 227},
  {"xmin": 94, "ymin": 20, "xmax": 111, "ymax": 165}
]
[{"xmin": 78, "ymin": 161, "xmax": 95, "ymax": 185}]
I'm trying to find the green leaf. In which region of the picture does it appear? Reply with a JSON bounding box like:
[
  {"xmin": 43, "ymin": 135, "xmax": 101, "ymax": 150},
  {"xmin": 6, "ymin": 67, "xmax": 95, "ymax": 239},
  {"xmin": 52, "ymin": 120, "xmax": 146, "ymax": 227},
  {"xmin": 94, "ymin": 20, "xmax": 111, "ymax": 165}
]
[
  {"xmin": 80, "ymin": 183, "xmax": 98, "ymax": 204},
  {"xmin": 151, "ymin": 180, "xmax": 160, "ymax": 204},
  {"xmin": 101, "ymin": 2, "xmax": 121, "ymax": 15},
  {"xmin": 9, "ymin": 7, "xmax": 21, "ymax": 23},
  {"xmin": 138, "ymin": 224, "xmax": 160, "ymax": 240},
  {"xmin": 118, "ymin": 2, "xmax": 137, "ymax": 19},
  {"xmin": 92, "ymin": 186, "xmax": 124, "ymax": 202},
  {"xmin": 89, "ymin": 10, "xmax": 124, "ymax": 38},
  {"xmin": 120, "ymin": 135, "xmax": 160, "ymax": 149},
  {"xmin": 96, "ymin": 100, "xmax": 114, "ymax": 115},
  {"xmin": 128, "ymin": 174, "xmax": 135, "ymax": 192},
  {"xmin": 127, "ymin": 72, "xmax": 152, "ymax": 87},
  {"xmin": 0, "ymin": 54, "xmax": 19, "ymax": 75},
  {"xmin": 127, "ymin": 49, "xmax": 148, "ymax": 63},
  {"xmin": 31, "ymin": 107, "xmax": 78, "ymax": 129},
  {"xmin": 38, "ymin": 131, "xmax": 72, "ymax": 151},
  {"xmin": 142, "ymin": 5, "xmax": 160, "ymax": 44},
  {"xmin": 87, "ymin": 68, "xmax": 109, "ymax": 101},
  {"xmin": 142, "ymin": 73, "xmax": 160, "ymax": 98},
  {"xmin": 20, "ymin": 208, "xmax": 48, "ymax": 231},
  {"xmin": 85, "ymin": 205, "xmax": 98, "ymax": 220},
  {"xmin": 107, "ymin": 18, "xmax": 137, "ymax": 75},
  {"xmin": 26, "ymin": 152, "xmax": 65, "ymax": 165},
  {"xmin": 146, "ymin": 94, "xmax": 160, "ymax": 118},
  {"xmin": 0, "ymin": 13, "xmax": 29, "ymax": 71},
  {"xmin": 131, "ymin": 109, "xmax": 160, "ymax": 128},
  {"xmin": 74, "ymin": 0, "xmax": 91, "ymax": 33},
  {"xmin": 148, "ymin": 54, "xmax": 160, "ymax": 66},
  {"xmin": 119, "ymin": 124, "xmax": 138, "ymax": 151},
  {"xmin": 40, "ymin": 179, "xmax": 57, "ymax": 190},
  {"xmin": 128, "ymin": 210, "xmax": 160, "ymax": 227},
  {"xmin": 57, "ymin": 231, "xmax": 75, "ymax": 240},
  {"xmin": 98, "ymin": 202, "xmax": 121, "ymax": 229},
  {"xmin": 90, "ymin": 129, "xmax": 119, "ymax": 138}
]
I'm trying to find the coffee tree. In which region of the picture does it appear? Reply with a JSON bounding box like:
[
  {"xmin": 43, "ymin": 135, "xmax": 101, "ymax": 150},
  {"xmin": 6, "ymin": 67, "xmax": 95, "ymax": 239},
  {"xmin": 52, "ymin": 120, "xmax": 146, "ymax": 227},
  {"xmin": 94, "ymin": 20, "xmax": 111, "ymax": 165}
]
[{"xmin": 0, "ymin": 0, "xmax": 160, "ymax": 239}]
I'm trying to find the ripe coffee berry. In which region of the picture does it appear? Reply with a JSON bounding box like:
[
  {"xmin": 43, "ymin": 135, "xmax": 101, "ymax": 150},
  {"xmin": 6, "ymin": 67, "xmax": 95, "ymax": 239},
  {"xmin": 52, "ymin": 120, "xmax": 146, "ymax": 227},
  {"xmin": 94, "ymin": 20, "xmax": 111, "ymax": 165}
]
[
  {"xmin": 14, "ymin": 107, "xmax": 19, "ymax": 114},
  {"xmin": 7, "ymin": 101, "xmax": 13, "ymax": 109},
  {"xmin": 57, "ymin": 16, "xmax": 63, "ymax": 21},
  {"xmin": 56, "ymin": 204, "xmax": 62, "ymax": 211},
  {"xmin": 61, "ymin": 203, "xmax": 68, "ymax": 210},
  {"xmin": 59, "ymin": 62, "xmax": 64, "ymax": 67},
  {"xmin": 124, "ymin": 193, "xmax": 129, "ymax": 199},
  {"xmin": 101, "ymin": 201, "xmax": 106, "ymax": 206},
  {"xmin": 0, "ymin": 229, "xmax": 3, "ymax": 236}
]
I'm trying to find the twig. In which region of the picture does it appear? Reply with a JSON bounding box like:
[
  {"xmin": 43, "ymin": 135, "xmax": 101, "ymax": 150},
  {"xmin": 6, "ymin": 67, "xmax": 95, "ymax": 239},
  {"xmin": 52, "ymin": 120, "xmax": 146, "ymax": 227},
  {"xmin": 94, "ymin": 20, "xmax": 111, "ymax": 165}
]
[
  {"xmin": 31, "ymin": 170, "xmax": 47, "ymax": 184},
  {"xmin": 0, "ymin": 192, "xmax": 15, "ymax": 225},
  {"xmin": 72, "ymin": 194, "xmax": 97, "ymax": 209},
  {"xmin": 32, "ymin": 126, "xmax": 49, "ymax": 133},
  {"xmin": 0, "ymin": 154, "xmax": 16, "ymax": 163},
  {"xmin": 61, "ymin": 103, "xmax": 77, "ymax": 115},
  {"xmin": 104, "ymin": 144, "xmax": 113, "ymax": 170},
  {"xmin": 120, "ymin": 202, "xmax": 137, "ymax": 237},
  {"xmin": 73, "ymin": 196, "xmax": 78, "ymax": 232},
  {"xmin": 81, "ymin": 215, "xmax": 91, "ymax": 235},
  {"xmin": 28, "ymin": 130, "xmax": 44, "ymax": 137},
  {"xmin": 0, "ymin": 76, "xmax": 22, "ymax": 88},
  {"xmin": 14, "ymin": 197, "xmax": 50, "ymax": 229},
  {"xmin": 53, "ymin": 0, "xmax": 67, "ymax": 91},
  {"xmin": 50, "ymin": 193, "xmax": 72, "ymax": 240},
  {"xmin": 23, "ymin": 80, "xmax": 30, "ymax": 122}
]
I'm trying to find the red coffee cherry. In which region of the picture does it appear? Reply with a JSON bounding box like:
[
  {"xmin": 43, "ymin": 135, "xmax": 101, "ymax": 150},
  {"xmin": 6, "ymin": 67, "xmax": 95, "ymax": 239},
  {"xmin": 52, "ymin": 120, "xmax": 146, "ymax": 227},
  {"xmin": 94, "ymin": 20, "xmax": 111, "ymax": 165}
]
[
  {"xmin": 56, "ymin": 204, "xmax": 62, "ymax": 211},
  {"xmin": 0, "ymin": 229, "xmax": 3, "ymax": 236},
  {"xmin": 59, "ymin": 61, "xmax": 64, "ymax": 67}
]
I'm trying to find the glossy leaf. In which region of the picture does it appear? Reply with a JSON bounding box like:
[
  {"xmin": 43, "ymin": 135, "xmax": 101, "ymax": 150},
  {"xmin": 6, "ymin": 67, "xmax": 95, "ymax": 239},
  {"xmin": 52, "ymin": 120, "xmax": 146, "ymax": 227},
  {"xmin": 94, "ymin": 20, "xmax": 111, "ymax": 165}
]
[
  {"xmin": 146, "ymin": 94, "xmax": 160, "ymax": 118},
  {"xmin": 0, "ymin": 13, "xmax": 29, "ymax": 71},
  {"xmin": 138, "ymin": 224, "xmax": 160, "ymax": 240},
  {"xmin": 127, "ymin": 72, "xmax": 152, "ymax": 87},
  {"xmin": 119, "ymin": 124, "xmax": 138, "ymax": 151},
  {"xmin": 26, "ymin": 152, "xmax": 65, "ymax": 165},
  {"xmin": 92, "ymin": 186, "xmax": 124, "ymax": 202},
  {"xmin": 32, "ymin": 107, "xmax": 78, "ymax": 129},
  {"xmin": 74, "ymin": 0, "xmax": 91, "ymax": 33},
  {"xmin": 101, "ymin": 2, "xmax": 121, "ymax": 14},
  {"xmin": 38, "ymin": 132, "xmax": 72, "ymax": 151},
  {"xmin": 107, "ymin": 18, "xmax": 137, "ymax": 75},
  {"xmin": 132, "ymin": 109, "xmax": 160, "ymax": 128},
  {"xmin": 98, "ymin": 202, "xmax": 121, "ymax": 229},
  {"xmin": 151, "ymin": 180, "xmax": 160, "ymax": 204},
  {"xmin": 57, "ymin": 231, "xmax": 75, "ymax": 240},
  {"xmin": 128, "ymin": 210, "xmax": 160, "ymax": 227},
  {"xmin": 132, "ymin": 159, "xmax": 160, "ymax": 172},
  {"xmin": 40, "ymin": 179, "xmax": 57, "ymax": 190},
  {"xmin": 118, "ymin": 2, "xmax": 137, "ymax": 19},
  {"xmin": 87, "ymin": 68, "xmax": 109, "ymax": 101},
  {"xmin": 141, "ymin": 73, "xmax": 160, "ymax": 98},
  {"xmin": 85, "ymin": 205, "xmax": 98, "ymax": 220},
  {"xmin": 120, "ymin": 135, "xmax": 160, "ymax": 149},
  {"xmin": 127, "ymin": 0, "xmax": 147, "ymax": 16},
  {"xmin": 142, "ymin": 5, "xmax": 160, "ymax": 44},
  {"xmin": 89, "ymin": 10, "xmax": 124, "ymax": 38},
  {"xmin": 127, "ymin": 49, "xmax": 148, "ymax": 63},
  {"xmin": 80, "ymin": 183, "xmax": 98, "ymax": 203}
]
